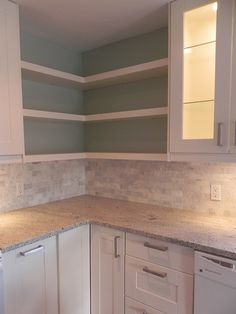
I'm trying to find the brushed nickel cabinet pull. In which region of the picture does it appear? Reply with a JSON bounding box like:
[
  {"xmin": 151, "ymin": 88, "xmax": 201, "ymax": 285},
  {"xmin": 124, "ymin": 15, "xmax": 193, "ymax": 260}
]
[
  {"xmin": 144, "ymin": 241, "xmax": 168, "ymax": 252},
  {"xmin": 20, "ymin": 245, "xmax": 44, "ymax": 257},
  {"xmin": 217, "ymin": 122, "xmax": 223, "ymax": 146},
  {"xmin": 114, "ymin": 236, "xmax": 120, "ymax": 258},
  {"xmin": 143, "ymin": 266, "xmax": 167, "ymax": 278},
  {"xmin": 234, "ymin": 121, "xmax": 236, "ymax": 146}
]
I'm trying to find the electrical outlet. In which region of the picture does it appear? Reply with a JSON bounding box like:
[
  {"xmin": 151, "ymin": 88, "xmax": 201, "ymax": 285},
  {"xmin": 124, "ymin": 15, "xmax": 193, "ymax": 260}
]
[
  {"xmin": 16, "ymin": 181, "xmax": 24, "ymax": 197},
  {"xmin": 210, "ymin": 184, "xmax": 221, "ymax": 201}
]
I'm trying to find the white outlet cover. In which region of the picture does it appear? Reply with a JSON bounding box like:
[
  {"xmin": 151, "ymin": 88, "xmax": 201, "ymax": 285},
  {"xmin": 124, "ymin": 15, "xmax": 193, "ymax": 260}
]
[
  {"xmin": 210, "ymin": 184, "xmax": 221, "ymax": 201},
  {"xmin": 16, "ymin": 182, "xmax": 24, "ymax": 197}
]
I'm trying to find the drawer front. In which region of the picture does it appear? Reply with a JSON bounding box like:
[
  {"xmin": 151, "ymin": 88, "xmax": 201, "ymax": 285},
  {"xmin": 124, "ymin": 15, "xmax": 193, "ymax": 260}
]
[
  {"xmin": 126, "ymin": 233, "xmax": 194, "ymax": 274},
  {"xmin": 126, "ymin": 256, "xmax": 193, "ymax": 314},
  {"xmin": 126, "ymin": 297, "xmax": 165, "ymax": 314}
]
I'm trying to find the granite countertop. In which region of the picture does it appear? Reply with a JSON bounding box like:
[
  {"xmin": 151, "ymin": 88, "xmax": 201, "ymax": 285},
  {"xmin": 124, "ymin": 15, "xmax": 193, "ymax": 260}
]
[{"xmin": 0, "ymin": 195, "xmax": 236, "ymax": 259}]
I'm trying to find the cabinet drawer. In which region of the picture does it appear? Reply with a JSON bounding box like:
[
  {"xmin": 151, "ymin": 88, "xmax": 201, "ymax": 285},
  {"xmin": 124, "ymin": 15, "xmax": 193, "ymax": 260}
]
[
  {"xmin": 126, "ymin": 233, "xmax": 194, "ymax": 274},
  {"xmin": 126, "ymin": 297, "xmax": 165, "ymax": 314},
  {"xmin": 126, "ymin": 256, "xmax": 193, "ymax": 314}
]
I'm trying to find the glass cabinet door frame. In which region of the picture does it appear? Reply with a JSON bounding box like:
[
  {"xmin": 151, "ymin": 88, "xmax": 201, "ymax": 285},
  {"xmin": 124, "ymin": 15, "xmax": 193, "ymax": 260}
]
[{"xmin": 170, "ymin": 0, "xmax": 234, "ymax": 153}]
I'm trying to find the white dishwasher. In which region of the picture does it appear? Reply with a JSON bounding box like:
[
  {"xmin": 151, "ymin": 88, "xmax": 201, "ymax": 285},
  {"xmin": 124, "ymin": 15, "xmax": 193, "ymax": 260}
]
[
  {"xmin": 194, "ymin": 251, "xmax": 236, "ymax": 314},
  {"xmin": 0, "ymin": 252, "xmax": 4, "ymax": 314}
]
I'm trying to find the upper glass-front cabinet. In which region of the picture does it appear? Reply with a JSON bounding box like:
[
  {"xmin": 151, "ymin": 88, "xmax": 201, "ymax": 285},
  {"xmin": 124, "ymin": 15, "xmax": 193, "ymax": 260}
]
[{"xmin": 170, "ymin": 0, "xmax": 234, "ymax": 154}]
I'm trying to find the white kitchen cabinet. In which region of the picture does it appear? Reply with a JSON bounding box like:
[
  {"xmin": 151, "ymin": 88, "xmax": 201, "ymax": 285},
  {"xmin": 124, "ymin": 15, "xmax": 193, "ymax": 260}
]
[
  {"xmin": 91, "ymin": 225, "xmax": 125, "ymax": 314},
  {"xmin": 126, "ymin": 256, "xmax": 193, "ymax": 314},
  {"xmin": 58, "ymin": 225, "xmax": 90, "ymax": 314},
  {"xmin": 230, "ymin": 1, "xmax": 236, "ymax": 154},
  {"xmin": 2, "ymin": 237, "xmax": 58, "ymax": 314},
  {"xmin": 0, "ymin": 0, "xmax": 23, "ymax": 156},
  {"xmin": 126, "ymin": 233, "xmax": 194, "ymax": 274},
  {"xmin": 170, "ymin": 0, "xmax": 234, "ymax": 157},
  {"xmin": 126, "ymin": 233, "xmax": 194, "ymax": 314},
  {"xmin": 126, "ymin": 297, "xmax": 164, "ymax": 314}
]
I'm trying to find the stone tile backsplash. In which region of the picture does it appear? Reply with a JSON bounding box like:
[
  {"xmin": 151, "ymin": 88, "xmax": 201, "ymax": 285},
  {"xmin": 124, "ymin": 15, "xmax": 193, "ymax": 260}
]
[
  {"xmin": 1, "ymin": 158, "xmax": 236, "ymax": 216},
  {"xmin": 86, "ymin": 160, "xmax": 236, "ymax": 216},
  {"xmin": 0, "ymin": 160, "xmax": 85, "ymax": 213}
]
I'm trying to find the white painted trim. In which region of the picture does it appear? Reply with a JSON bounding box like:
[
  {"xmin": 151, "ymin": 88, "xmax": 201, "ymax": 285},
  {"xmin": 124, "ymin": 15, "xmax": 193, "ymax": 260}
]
[
  {"xmin": 23, "ymin": 107, "xmax": 168, "ymax": 123},
  {"xmin": 85, "ymin": 107, "xmax": 168, "ymax": 122},
  {"xmin": 0, "ymin": 155, "xmax": 23, "ymax": 164},
  {"xmin": 23, "ymin": 153, "xmax": 86, "ymax": 163},
  {"xmin": 23, "ymin": 152, "xmax": 167, "ymax": 163},
  {"xmin": 85, "ymin": 152, "xmax": 167, "ymax": 161},
  {"xmin": 169, "ymin": 152, "xmax": 236, "ymax": 162},
  {"xmin": 21, "ymin": 59, "xmax": 168, "ymax": 90},
  {"xmin": 23, "ymin": 109, "xmax": 86, "ymax": 122}
]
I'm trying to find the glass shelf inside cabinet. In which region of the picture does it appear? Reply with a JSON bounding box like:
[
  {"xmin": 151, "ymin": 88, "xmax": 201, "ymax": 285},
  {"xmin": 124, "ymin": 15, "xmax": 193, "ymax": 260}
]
[{"xmin": 183, "ymin": 2, "xmax": 217, "ymax": 140}]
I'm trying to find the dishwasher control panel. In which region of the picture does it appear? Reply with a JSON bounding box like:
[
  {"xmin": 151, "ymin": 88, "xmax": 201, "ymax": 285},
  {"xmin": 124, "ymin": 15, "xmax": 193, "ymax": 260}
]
[{"xmin": 195, "ymin": 251, "xmax": 236, "ymax": 288}]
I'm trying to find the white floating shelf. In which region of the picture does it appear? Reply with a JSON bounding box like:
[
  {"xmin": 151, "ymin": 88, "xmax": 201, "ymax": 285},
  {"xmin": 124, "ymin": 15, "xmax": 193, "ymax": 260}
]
[
  {"xmin": 23, "ymin": 109, "xmax": 85, "ymax": 122},
  {"xmin": 24, "ymin": 153, "xmax": 86, "ymax": 163},
  {"xmin": 24, "ymin": 152, "xmax": 167, "ymax": 163},
  {"xmin": 85, "ymin": 153, "xmax": 168, "ymax": 161},
  {"xmin": 23, "ymin": 107, "xmax": 168, "ymax": 123},
  {"xmin": 21, "ymin": 61, "xmax": 85, "ymax": 88},
  {"xmin": 83, "ymin": 59, "xmax": 168, "ymax": 89},
  {"xmin": 21, "ymin": 58, "xmax": 168, "ymax": 90},
  {"xmin": 85, "ymin": 107, "xmax": 168, "ymax": 122}
]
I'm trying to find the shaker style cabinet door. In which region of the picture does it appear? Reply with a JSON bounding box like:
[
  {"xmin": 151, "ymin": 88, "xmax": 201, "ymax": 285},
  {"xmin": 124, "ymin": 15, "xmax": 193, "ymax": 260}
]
[
  {"xmin": 91, "ymin": 225, "xmax": 125, "ymax": 314},
  {"xmin": 229, "ymin": 1, "xmax": 236, "ymax": 154},
  {"xmin": 58, "ymin": 225, "xmax": 90, "ymax": 314},
  {"xmin": 2, "ymin": 237, "xmax": 58, "ymax": 314},
  {"xmin": 0, "ymin": 0, "xmax": 23, "ymax": 156},
  {"xmin": 169, "ymin": 0, "xmax": 234, "ymax": 154}
]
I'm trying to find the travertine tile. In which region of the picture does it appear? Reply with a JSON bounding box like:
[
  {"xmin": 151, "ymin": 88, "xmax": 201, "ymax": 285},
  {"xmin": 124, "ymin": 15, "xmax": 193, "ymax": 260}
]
[
  {"xmin": 86, "ymin": 160, "xmax": 236, "ymax": 216},
  {"xmin": 0, "ymin": 160, "xmax": 86, "ymax": 213}
]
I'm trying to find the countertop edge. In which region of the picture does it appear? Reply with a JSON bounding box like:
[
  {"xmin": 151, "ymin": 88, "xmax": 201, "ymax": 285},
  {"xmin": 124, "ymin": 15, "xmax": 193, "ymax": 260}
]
[{"xmin": 1, "ymin": 218, "xmax": 235, "ymax": 260}]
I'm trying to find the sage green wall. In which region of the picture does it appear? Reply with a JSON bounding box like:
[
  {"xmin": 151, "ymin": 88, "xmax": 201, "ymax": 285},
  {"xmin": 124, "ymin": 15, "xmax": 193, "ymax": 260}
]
[
  {"xmin": 84, "ymin": 77, "xmax": 168, "ymax": 114},
  {"xmin": 82, "ymin": 28, "xmax": 168, "ymax": 75},
  {"xmin": 83, "ymin": 28, "xmax": 168, "ymax": 153},
  {"xmin": 24, "ymin": 120, "xmax": 84, "ymax": 155},
  {"xmin": 20, "ymin": 31, "xmax": 82, "ymax": 75},
  {"xmin": 20, "ymin": 31, "xmax": 84, "ymax": 154},
  {"xmin": 85, "ymin": 117, "xmax": 167, "ymax": 153},
  {"xmin": 22, "ymin": 80, "xmax": 83, "ymax": 114}
]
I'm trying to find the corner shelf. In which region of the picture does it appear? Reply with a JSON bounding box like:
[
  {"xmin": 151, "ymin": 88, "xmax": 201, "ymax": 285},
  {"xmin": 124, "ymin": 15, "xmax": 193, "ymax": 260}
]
[
  {"xmin": 21, "ymin": 61, "xmax": 85, "ymax": 88},
  {"xmin": 83, "ymin": 59, "xmax": 168, "ymax": 89},
  {"xmin": 21, "ymin": 58, "xmax": 168, "ymax": 90},
  {"xmin": 23, "ymin": 153, "xmax": 86, "ymax": 163},
  {"xmin": 22, "ymin": 55, "xmax": 168, "ymax": 162},
  {"xmin": 85, "ymin": 107, "xmax": 168, "ymax": 122},
  {"xmin": 23, "ymin": 107, "xmax": 168, "ymax": 123},
  {"xmin": 85, "ymin": 153, "xmax": 168, "ymax": 161},
  {"xmin": 23, "ymin": 109, "xmax": 85, "ymax": 122},
  {"xmin": 23, "ymin": 152, "xmax": 168, "ymax": 163}
]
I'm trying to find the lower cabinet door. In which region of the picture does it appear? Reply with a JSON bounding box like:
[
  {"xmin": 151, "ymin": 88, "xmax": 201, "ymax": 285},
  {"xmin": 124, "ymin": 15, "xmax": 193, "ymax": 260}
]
[
  {"xmin": 126, "ymin": 256, "xmax": 193, "ymax": 314},
  {"xmin": 2, "ymin": 237, "xmax": 58, "ymax": 314},
  {"xmin": 126, "ymin": 297, "xmax": 165, "ymax": 314},
  {"xmin": 58, "ymin": 225, "xmax": 90, "ymax": 314},
  {"xmin": 91, "ymin": 225, "xmax": 125, "ymax": 314}
]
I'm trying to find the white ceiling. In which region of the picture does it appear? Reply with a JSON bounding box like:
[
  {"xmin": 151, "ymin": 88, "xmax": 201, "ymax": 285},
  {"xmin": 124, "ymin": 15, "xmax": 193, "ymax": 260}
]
[{"xmin": 15, "ymin": 0, "xmax": 171, "ymax": 52}]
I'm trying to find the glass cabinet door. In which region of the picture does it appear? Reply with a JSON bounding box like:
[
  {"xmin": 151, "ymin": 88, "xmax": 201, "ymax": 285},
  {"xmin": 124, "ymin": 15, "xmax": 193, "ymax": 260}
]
[{"xmin": 170, "ymin": 0, "xmax": 234, "ymax": 153}]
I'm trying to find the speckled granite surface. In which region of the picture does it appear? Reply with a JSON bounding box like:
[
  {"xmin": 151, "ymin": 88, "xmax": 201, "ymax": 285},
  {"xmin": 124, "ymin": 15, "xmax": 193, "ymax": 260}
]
[{"xmin": 0, "ymin": 195, "xmax": 236, "ymax": 259}]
